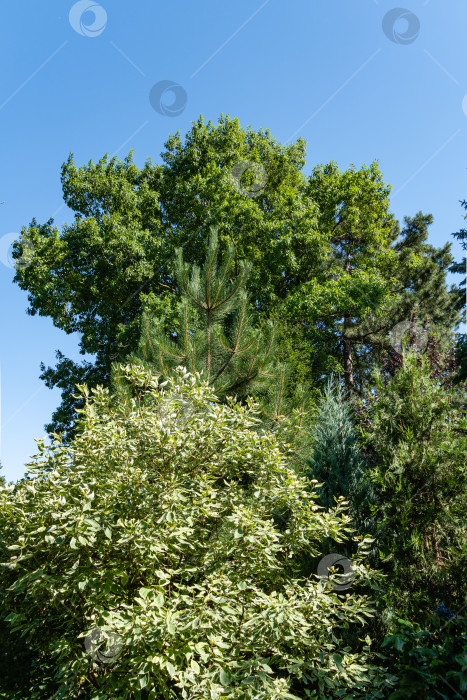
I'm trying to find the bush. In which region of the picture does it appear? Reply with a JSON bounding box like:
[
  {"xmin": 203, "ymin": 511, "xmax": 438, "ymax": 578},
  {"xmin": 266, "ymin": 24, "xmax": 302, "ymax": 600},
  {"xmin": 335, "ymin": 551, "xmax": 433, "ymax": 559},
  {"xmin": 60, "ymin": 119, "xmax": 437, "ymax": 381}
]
[
  {"xmin": 382, "ymin": 609, "xmax": 467, "ymax": 699},
  {"xmin": 0, "ymin": 366, "xmax": 387, "ymax": 699}
]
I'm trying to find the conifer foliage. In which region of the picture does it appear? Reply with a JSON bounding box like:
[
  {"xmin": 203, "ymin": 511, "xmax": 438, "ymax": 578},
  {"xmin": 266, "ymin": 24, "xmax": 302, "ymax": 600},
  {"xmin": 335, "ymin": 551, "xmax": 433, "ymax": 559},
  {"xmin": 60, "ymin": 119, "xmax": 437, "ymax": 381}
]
[
  {"xmin": 361, "ymin": 351, "xmax": 467, "ymax": 621},
  {"xmin": 111, "ymin": 229, "xmax": 314, "ymax": 456},
  {"xmin": 304, "ymin": 380, "xmax": 369, "ymax": 516}
]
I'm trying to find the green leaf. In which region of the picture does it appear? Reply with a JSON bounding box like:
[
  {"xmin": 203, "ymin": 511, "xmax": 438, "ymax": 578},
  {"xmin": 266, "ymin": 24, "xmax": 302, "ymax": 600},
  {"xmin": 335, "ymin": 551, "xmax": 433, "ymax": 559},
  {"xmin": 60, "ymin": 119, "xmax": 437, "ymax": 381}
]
[
  {"xmin": 139, "ymin": 675, "xmax": 149, "ymax": 689},
  {"xmin": 220, "ymin": 669, "xmax": 231, "ymax": 686},
  {"xmin": 154, "ymin": 592, "xmax": 164, "ymax": 608},
  {"xmin": 221, "ymin": 605, "xmax": 237, "ymax": 615},
  {"xmin": 166, "ymin": 661, "xmax": 176, "ymax": 678}
]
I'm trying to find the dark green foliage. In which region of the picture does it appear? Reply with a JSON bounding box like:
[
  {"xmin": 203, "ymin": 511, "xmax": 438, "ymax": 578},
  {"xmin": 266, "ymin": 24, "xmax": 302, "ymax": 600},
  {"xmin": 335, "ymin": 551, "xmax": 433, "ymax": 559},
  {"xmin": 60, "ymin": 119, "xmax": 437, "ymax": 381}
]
[
  {"xmin": 394, "ymin": 213, "xmax": 459, "ymax": 336},
  {"xmin": 13, "ymin": 116, "xmax": 459, "ymax": 438},
  {"xmin": 382, "ymin": 610, "xmax": 467, "ymax": 699},
  {"xmin": 350, "ymin": 211, "xmax": 459, "ymax": 393},
  {"xmin": 360, "ymin": 351, "xmax": 467, "ymax": 622},
  {"xmin": 451, "ymin": 200, "xmax": 467, "ymax": 312}
]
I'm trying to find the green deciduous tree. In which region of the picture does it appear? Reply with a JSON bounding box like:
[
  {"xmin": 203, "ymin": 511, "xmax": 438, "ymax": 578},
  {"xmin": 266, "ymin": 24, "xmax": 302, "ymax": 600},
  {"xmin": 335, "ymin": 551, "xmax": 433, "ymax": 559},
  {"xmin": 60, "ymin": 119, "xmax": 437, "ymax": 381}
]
[
  {"xmin": 13, "ymin": 115, "xmax": 458, "ymax": 437},
  {"xmin": 277, "ymin": 183, "xmax": 459, "ymax": 396},
  {"xmin": 0, "ymin": 366, "xmax": 387, "ymax": 699}
]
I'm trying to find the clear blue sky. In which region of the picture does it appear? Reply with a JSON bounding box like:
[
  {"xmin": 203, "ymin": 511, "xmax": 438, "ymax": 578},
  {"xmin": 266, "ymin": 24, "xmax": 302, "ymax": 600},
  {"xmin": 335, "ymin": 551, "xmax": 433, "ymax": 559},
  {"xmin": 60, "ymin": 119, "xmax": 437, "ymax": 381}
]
[{"xmin": 1, "ymin": 0, "xmax": 466, "ymax": 482}]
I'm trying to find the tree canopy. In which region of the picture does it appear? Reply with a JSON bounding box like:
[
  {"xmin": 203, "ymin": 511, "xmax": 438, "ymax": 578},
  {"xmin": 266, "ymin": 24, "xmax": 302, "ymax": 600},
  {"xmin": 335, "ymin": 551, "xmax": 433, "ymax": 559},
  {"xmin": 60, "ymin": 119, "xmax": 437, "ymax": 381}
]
[
  {"xmin": 3, "ymin": 114, "xmax": 466, "ymax": 699},
  {"xmin": 13, "ymin": 115, "xmax": 459, "ymax": 438}
]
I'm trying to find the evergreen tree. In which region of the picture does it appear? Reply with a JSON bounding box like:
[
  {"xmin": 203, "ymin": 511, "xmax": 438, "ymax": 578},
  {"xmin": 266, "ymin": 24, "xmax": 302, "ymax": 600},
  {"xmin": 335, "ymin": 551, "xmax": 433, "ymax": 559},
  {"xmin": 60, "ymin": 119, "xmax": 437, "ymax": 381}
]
[
  {"xmin": 332, "ymin": 212, "xmax": 459, "ymax": 393},
  {"xmin": 111, "ymin": 229, "xmax": 315, "ymax": 461},
  {"xmin": 303, "ymin": 379, "xmax": 371, "ymax": 519},
  {"xmin": 394, "ymin": 213, "xmax": 459, "ymax": 336},
  {"xmin": 360, "ymin": 351, "xmax": 467, "ymax": 624}
]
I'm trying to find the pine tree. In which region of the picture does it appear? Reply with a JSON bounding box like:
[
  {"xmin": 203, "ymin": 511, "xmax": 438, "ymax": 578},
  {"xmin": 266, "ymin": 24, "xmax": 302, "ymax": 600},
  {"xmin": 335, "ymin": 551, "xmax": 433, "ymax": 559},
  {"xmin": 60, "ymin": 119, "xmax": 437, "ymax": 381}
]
[
  {"xmin": 111, "ymin": 229, "xmax": 314, "ymax": 460},
  {"xmin": 342, "ymin": 213, "xmax": 461, "ymax": 392}
]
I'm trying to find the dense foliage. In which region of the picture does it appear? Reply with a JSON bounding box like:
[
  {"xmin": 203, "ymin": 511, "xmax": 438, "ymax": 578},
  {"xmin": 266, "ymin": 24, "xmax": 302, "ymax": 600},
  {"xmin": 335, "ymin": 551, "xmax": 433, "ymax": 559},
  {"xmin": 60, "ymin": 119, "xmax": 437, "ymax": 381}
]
[
  {"xmin": 0, "ymin": 366, "xmax": 386, "ymax": 699},
  {"xmin": 382, "ymin": 609, "xmax": 467, "ymax": 699},
  {"xmin": 451, "ymin": 198, "xmax": 467, "ymax": 381},
  {"xmin": 112, "ymin": 228, "xmax": 316, "ymax": 461},
  {"xmin": 4, "ymin": 115, "xmax": 467, "ymax": 697},
  {"xmin": 359, "ymin": 352, "xmax": 467, "ymax": 623},
  {"xmin": 13, "ymin": 116, "xmax": 459, "ymax": 438}
]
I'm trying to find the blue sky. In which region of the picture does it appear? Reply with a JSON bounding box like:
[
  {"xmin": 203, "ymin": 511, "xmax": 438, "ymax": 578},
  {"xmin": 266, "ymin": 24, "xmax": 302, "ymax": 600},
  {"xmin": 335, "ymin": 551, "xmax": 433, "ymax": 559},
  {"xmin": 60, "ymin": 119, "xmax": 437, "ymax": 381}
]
[{"xmin": 1, "ymin": 0, "xmax": 466, "ymax": 482}]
